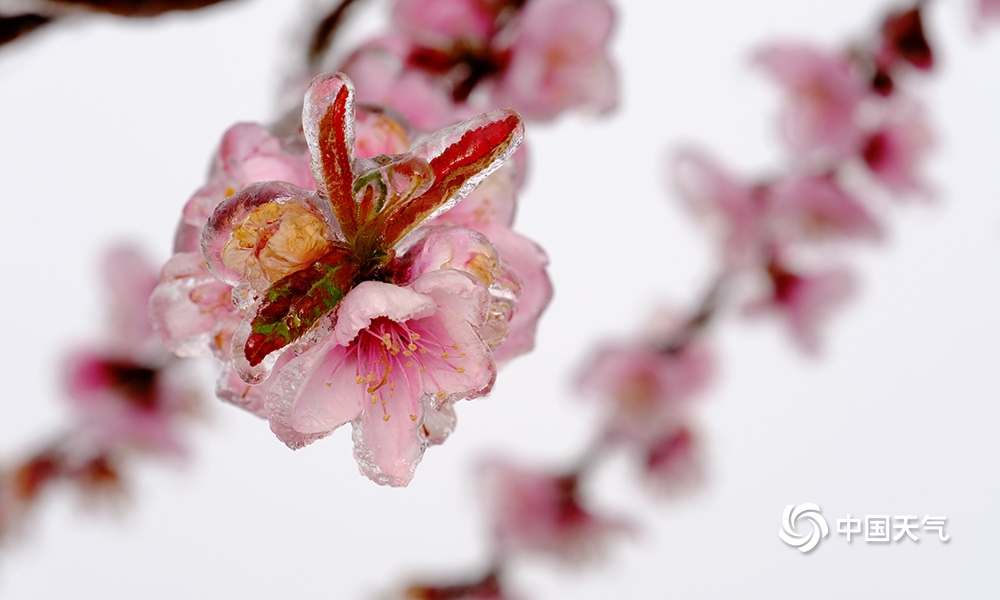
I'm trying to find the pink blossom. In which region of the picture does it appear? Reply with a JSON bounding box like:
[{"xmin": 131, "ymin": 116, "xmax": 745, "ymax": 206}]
[
  {"xmin": 63, "ymin": 351, "xmax": 195, "ymax": 455},
  {"xmin": 182, "ymin": 122, "xmax": 313, "ymax": 229},
  {"xmin": 266, "ymin": 270, "xmax": 495, "ymax": 486},
  {"xmin": 980, "ymin": 0, "xmax": 1000, "ymax": 20},
  {"xmin": 673, "ymin": 149, "xmax": 766, "ymax": 266},
  {"xmin": 578, "ymin": 327, "xmax": 714, "ymax": 445},
  {"xmin": 642, "ymin": 425, "xmax": 703, "ymax": 495},
  {"xmin": 745, "ymin": 259, "xmax": 854, "ymax": 353},
  {"xmin": 341, "ymin": 44, "xmax": 461, "ymax": 130},
  {"xmin": 192, "ymin": 72, "xmax": 525, "ymax": 485},
  {"xmin": 755, "ymin": 43, "xmax": 867, "ymax": 160},
  {"xmin": 492, "ymin": 0, "xmax": 617, "ymax": 121},
  {"xmin": 431, "ymin": 162, "xmax": 552, "ymax": 363},
  {"xmin": 479, "ymin": 458, "xmax": 629, "ymax": 560},
  {"xmin": 65, "ymin": 246, "xmax": 198, "ymax": 454},
  {"xmin": 392, "ymin": 0, "xmax": 498, "ymax": 45},
  {"xmin": 766, "ymin": 175, "xmax": 882, "ymax": 243},
  {"xmin": 861, "ymin": 102, "xmax": 933, "ymax": 196}
]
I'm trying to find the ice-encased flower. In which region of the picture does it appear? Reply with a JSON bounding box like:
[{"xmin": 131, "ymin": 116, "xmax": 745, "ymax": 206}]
[
  {"xmin": 201, "ymin": 72, "xmax": 522, "ymax": 382},
  {"xmin": 193, "ymin": 72, "xmax": 523, "ymax": 485}
]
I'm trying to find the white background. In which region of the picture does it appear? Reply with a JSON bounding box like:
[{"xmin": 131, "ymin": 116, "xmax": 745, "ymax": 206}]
[{"xmin": 1, "ymin": 0, "xmax": 998, "ymax": 597}]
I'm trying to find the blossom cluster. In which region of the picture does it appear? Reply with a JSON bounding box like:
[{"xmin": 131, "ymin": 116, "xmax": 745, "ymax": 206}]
[{"xmin": 675, "ymin": 5, "xmax": 936, "ymax": 352}]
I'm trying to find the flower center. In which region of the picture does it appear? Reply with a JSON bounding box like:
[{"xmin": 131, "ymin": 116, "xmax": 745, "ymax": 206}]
[{"xmin": 351, "ymin": 316, "xmax": 470, "ymax": 422}]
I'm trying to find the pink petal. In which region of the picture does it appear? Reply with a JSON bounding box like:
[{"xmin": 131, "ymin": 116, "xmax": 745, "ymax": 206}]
[
  {"xmin": 332, "ymin": 281, "xmax": 437, "ymax": 346},
  {"xmin": 264, "ymin": 340, "xmax": 363, "ymax": 448},
  {"xmin": 482, "ymin": 225, "xmax": 552, "ymax": 364}
]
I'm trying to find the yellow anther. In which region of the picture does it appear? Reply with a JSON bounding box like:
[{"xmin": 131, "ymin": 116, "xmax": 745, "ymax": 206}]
[
  {"xmin": 383, "ymin": 414, "xmax": 391, "ymax": 422},
  {"xmin": 408, "ymin": 343, "xmax": 417, "ymax": 351},
  {"xmin": 409, "ymin": 414, "xmax": 417, "ymax": 421},
  {"xmin": 456, "ymin": 366, "xmax": 465, "ymax": 373},
  {"xmin": 356, "ymin": 375, "xmax": 364, "ymax": 384}
]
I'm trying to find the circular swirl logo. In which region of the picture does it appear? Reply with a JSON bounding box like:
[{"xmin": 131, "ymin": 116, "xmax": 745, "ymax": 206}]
[{"xmin": 779, "ymin": 503, "xmax": 828, "ymax": 553}]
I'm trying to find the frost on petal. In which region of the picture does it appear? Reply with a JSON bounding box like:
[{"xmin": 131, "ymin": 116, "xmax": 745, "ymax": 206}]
[
  {"xmin": 496, "ymin": 0, "xmax": 617, "ymax": 121},
  {"xmin": 754, "ymin": 43, "xmax": 866, "ymax": 160}
]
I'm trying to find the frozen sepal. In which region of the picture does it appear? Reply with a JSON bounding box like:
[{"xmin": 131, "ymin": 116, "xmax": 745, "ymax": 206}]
[
  {"xmin": 304, "ymin": 72, "xmax": 362, "ymax": 243},
  {"xmin": 241, "ymin": 244, "xmax": 359, "ymax": 370},
  {"xmin": 376, "ymin": 108, "xmax": 524, "ymax": 248}
]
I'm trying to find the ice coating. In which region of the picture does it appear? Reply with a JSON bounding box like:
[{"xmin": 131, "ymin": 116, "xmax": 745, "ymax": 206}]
[{"xmin": 157, "ymin": 70, "xmax": 537, "ymax": 486}]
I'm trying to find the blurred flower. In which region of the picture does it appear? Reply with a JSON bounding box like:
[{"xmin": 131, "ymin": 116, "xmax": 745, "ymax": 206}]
[
  {"xmin": 479, "ymin": 458, "xmax": 629, "ymax": 561},
  {"xmin": 861, "ymin": 101, "xmax": 933, "ymax": 196},
  {"xmin": 184, "ymin": 72, "xmax": 528, "ymax": 485},
  {"xmin": 491, "ymin": 0, "xmax": 617, "ymax": 121},
  {"xmin": 745, "ymin": 257, "xmax": 854, "ymax": 353},
  {"xmin": 755, "ymin": 43, "xmax": 867, "ymax": 161}
]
